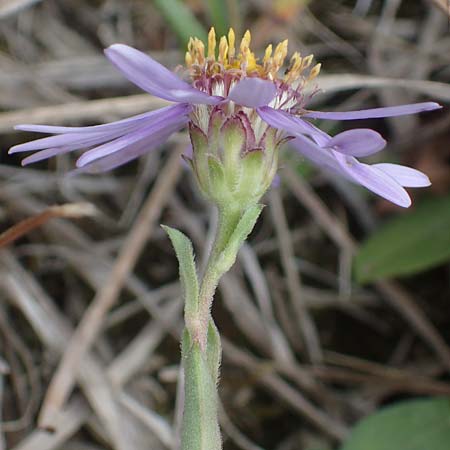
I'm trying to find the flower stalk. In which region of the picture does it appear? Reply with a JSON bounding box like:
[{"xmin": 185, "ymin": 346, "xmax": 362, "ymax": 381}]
[{"xmin": 165, "ymin": 196, "xmax": 263, "ymax": 450}]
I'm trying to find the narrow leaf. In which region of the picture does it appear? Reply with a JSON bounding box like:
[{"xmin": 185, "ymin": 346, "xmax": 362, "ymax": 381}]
[
  {"xmin": 0, "ymin": 203, "xmax": 97, "ymax": 248},
  {"xmin": 354, "ymin": 195, "xmax": 450, "ymax": 283},
  {"xmin": 152, "ymin": 0, "xmax": 207, "ymax": 44},
  {"xmin": 340, "ymin": 398, "xmax": 450, "ymax": 450},
  {"xmin": 206, "ymin": 320, "xmax": 221, "ymax": 384},
  {"xmin": 162, "ymin": 225, "xmax": 199, "ymax": 315}
]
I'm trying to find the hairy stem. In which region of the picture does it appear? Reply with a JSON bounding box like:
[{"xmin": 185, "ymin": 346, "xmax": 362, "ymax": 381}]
[
  {"xmin": 195, "ymin": 206, "xmax": 242, "ymax": 348},
  {"xmin": 177, "ymin": 203, "xmax": 262, "ymax": 450}
]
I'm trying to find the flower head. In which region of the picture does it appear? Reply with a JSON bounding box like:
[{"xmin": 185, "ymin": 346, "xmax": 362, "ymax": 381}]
[{"xmin": 9, "ymin": 27, "xmax": 442, "ymax": 207}]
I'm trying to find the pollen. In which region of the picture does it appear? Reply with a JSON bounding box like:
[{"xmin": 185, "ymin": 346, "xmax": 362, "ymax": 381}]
[{"xmin": 185, "ymin": 27, "xmax": 320, "ymax": 86}]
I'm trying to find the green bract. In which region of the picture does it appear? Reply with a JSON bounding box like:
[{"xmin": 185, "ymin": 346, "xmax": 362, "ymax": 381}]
[{"xmin": 188, "ymin": 109, "xmax": 280, "ymax": 210}]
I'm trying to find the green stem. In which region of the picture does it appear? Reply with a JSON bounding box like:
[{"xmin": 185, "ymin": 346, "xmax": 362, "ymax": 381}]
[
  {"xmin": 195, "ymin": 206, "xmax": 242, "ymax": 349},
  {"xmin": 180, "ymin": 208, "xmax": 236, "ymax": 450},
  {"xmin": 179, "ymin": 202, "xmax": 263, "ymax": 450}
]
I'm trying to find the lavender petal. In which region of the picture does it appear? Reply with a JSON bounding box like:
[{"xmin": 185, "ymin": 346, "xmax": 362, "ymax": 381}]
[
  {"xmin": 259, "ymin": 106, "xmax": 345, "ymax": 174},
  {"xmin": 257, "ymin": 106, "xmax": 329, "ymax": 145},
  {"xmin": 328, "ymin": 129, "xmax": 386, "ymax": 157},
  {"xmin": 10, "ymin": 104, "xmax": 190, "ymax": 156},
  {"xmin": 21, "ymin": 146, "xmax": 76, "ymax": 165},
  {"xmin": 228, "ymin": 78, "xmax": 277, "ymax": 108},
  {"xmin": 304, "ymin": 102, "xmax": 442, "ymax": 120},
  {"xmin": 76, "ymin": 104, "xmax": 189, "ymax": 167},
  {"xmin": 374, "ymin": 163, "xmax": 431, "ymax": 187},
  {"xmin": 10, "ymin": 131, "xmax": 115, "ymax": 154},
  {"xmin": 14, "ymin": 106, "xmax": 189, "ymax": 134},
  {"xmin": 105, "ymin": 44, "xmax": 222, "ymax": 105},
  {"xmin": 75, "ymin": 127, "xmax": 177, "ymax": 173},
  {"xmin": 334, "ymin": 153, "xmax": 412, "ymax": 207},
  {"xmin": 288, "ymin": 134, "xmax": 345, "ymax": 176}
]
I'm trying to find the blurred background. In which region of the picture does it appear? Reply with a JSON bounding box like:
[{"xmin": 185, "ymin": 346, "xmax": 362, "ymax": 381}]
[{"xmin": 0, "ymin": 1, "xmax": 450, "ymax": 449}]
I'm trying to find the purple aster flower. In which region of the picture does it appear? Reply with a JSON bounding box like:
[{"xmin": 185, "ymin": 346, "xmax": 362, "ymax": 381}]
[{"xmin": 9, "ymin": 27, "xmax": 441, "ymax": 207}]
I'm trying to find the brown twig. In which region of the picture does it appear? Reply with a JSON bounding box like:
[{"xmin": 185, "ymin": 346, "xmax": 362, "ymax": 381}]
[{"xmin": 0, "ymin": 203, "xmax": 97, "ymax": 248}]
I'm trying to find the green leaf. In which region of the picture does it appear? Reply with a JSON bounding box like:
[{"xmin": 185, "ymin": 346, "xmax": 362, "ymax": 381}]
[
  {"xmin": 181, "ymin": 339, "xmax": 221, "ymax": 450},
  {"xmin": 152, "ymin": 0, "xmax": 207, "ymax": 44},
  {"xmin": 354, "ymin": 195, "xmax": 450, "ymax": 283},
  {"xmin": 206, "ymin": 320, "xmax": 221, "ymax": 384},
  {"xmin": 162, "ymin": 225, "xmax": 199, "ymax": 315},
  {"xmin": 340, "ymin": 398, "xmax": 450, "ymax": 450}
]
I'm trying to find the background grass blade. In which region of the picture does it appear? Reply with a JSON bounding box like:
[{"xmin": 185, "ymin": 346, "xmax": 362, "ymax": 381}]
[
  {"xmin": 202, "ymin": 0, "xmax": 230, "ymax": 37},
  {"xmin": 152, "ymin": 0, "xmax": 207, "ymax": 43}
]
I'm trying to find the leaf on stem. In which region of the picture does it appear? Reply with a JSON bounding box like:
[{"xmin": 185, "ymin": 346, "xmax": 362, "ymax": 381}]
[
  {"xmin": 207, "ymin": 320, "xmax": 221, "ymax": 385},
  {"xmin": 162, "ymin": 225, "xmax": 199, "ymax": 314}
]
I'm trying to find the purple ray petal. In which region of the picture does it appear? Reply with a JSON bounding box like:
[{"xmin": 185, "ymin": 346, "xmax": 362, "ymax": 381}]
[
  {"xmin": 76, "ymin": 104, "xmax": 189, "ymax": 167},
  {"xmin": 328, "ymin": 129, "xmax": 386, "ymax": 157},
  {"xmin": 291, "ymin": 118, "xmax": 330, "ymax": 146},
  {"xmin": 259, "ymin": 106, "xmax": 348, "ymax": 175},
  {"xmin": 257, "ymin": 106, "xmax": 329, "ymax": 145},
  {"xmin": 14, "ymin": 106, "xmax": 189, "ymax": 134},
  {"xmin": 10, "ymin": 104, "xmax": 190, "ymax": 155},
  {"xmin": 304, "ymin": 102, "xmax": 442, "ymax": 120},
  {"xmin": 289, "ymin": 134, "xmax": 346, "ymax": 176},
  {"xmin": 105, "ymin": 44, "xmax": 222, "ymax": 105},
  {"xmin": 74, "ymin": 127, "xmax": 177, "ymax": 173},
  {"xmin": 228, "ymin": 78, "xmax": 277, "ymax": 108},
  {"xmin": 10, "ymin": 131, "xmax": 114, "ymax": 154},
  {"xmin": 21, "ymin": 146, "xmax": 76, "ymax": 165},
  {"xmin": 334, "ymin": 153, "xmax": 412, "ymax": 207},
  {"xmin": 373, "ymin": 163, "xmax": 431, "ymax": 187}
]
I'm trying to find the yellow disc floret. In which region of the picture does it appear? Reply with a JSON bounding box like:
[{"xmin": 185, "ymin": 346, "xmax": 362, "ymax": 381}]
[{"xmin": 185, "ymin": 27, "xmax": 320, "ymax": 85}]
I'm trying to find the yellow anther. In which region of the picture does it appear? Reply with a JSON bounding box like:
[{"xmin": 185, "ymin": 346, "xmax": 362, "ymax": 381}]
[
  {"xmin": 301, "ymin": 54, "xmax": 314, "ymax": 70},
  {"xmin": 185, "ymin": 28, "xmax": 320, "ymax": 87},
  {"xmin": 273, "ymin": 39, "xmax": 288, "ymax": 67},
  {"xmin": 291, "ymin": 52, "xmax": 302, "ymax": 70},
  {"xmin": 263, "ymin": 44, "xmax": 273, "ymax": 64},
  {"xmin": 208, "ymin": 27, "xmax": 216, "ymax": 59},
  {"xmin": 240, "ymin": 30, "xmax": 251, "ymax": 55},
  {"xmin": 246, "ymin": 52, "xmax": 258, "ymax": 71},
  {"xmin": 228, "ymin": 28, "xmax": 235, "ymax": 61},
  {"xmin": 218, "ymin": 36, "xmax": 228, "ymax": 64},
  {"xmin": 194, "ymin": 38, "xmax": 205, "ymax": 64},
  {"xmin": 185, "ymin": 51, "xmax": 193, "ymax": 67},
  {"xmin": 308, "ymin": 63, "xmax": 321, "ymax": 81},
  {"xmin": 285, "ymin": 52, "xmax": 302, "ymax": 82},
  {"xmin": 187, "ymin": 37, "xmax": 193, "ymax": 52}
]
